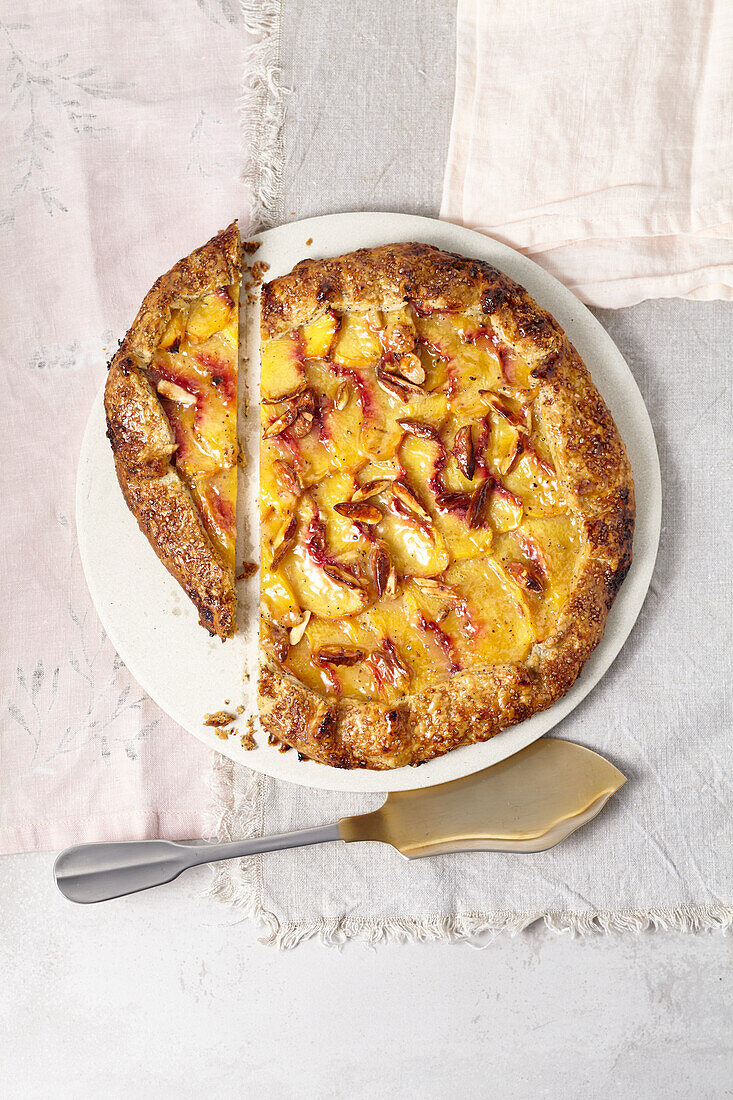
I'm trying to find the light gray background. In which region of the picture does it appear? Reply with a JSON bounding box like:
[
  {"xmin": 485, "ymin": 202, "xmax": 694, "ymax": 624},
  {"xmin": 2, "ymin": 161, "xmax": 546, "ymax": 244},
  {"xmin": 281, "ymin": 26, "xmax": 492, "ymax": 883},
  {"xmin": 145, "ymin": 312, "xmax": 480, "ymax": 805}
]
[{"xmin": 1, "ymin": 3, "xmax": 731, "ymax": 1097}]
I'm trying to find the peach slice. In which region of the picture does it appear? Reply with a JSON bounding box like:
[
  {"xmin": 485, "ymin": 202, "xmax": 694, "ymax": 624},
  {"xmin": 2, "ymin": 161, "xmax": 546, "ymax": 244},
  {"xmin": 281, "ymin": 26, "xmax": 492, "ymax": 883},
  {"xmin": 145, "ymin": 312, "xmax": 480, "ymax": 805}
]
[
  {"xmin": 186, "ymin": 289, "xmax": 235, "ymax": 343},
  {"xmin": 160, "ymin": 308, "xmax": 187, "ymax": 351},
  {"xmin": 285, "ymin": 543, "xmax": 370, "ymax": 619},
  {"xmin": 378, "ymin": 504, "xmax": 449, "ymax": 578},
  {"xmin": 302, "ymin": 310, "xmax": 339, "ymax": 358},
  {"xmin": 189, "ymin": 467, "xmax": 237, "ymax": 568},
  {"xmin": 445, "ymin": 558, "xmax": 534, "ymax": 664},
  {"xmin": 261, "ymin": 332, "xmax": 305, "ymax": 402},
  {"xmin": 260, "ymin": 568, "xmax": 302, "ymax": 629},
  {"xmin": 333, "ymin": 312, "xmax": 383, "ymax": 368},
  {"xmin": 488, "ymin": 483, "xmax": 524, "ymax": 533}
]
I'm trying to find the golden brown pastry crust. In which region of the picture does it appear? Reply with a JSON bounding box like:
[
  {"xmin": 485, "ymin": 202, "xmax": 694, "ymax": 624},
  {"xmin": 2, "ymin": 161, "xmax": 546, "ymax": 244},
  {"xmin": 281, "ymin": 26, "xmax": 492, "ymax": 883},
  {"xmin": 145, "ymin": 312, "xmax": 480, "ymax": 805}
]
[
  {"xmin": 258, "ymin": 243, "xmax": 635, "ymax": 769},
  {"xmin": 104, "ymin": 223, "xmax": 241, "ymax": 639}
]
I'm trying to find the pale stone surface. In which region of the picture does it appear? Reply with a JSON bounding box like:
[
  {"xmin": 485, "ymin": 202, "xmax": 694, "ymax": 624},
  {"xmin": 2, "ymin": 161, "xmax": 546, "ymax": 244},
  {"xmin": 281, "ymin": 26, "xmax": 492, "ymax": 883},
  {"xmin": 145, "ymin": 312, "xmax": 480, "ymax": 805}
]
[
  {"xmin": 0, "ymin": 852, "xmax": 731, "ymax": 1099},
  {"xmin": 2, "ymin": 4, "xmax": 730, "ymax": 1096}
]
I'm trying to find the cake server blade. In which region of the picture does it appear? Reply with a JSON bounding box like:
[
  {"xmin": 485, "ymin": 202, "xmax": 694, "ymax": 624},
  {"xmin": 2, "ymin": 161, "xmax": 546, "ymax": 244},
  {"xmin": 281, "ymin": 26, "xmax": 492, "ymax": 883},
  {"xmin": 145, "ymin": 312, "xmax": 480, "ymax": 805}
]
[{"xmin": 54, "ymin": 738, "xmax": 624, "ymax": 902}]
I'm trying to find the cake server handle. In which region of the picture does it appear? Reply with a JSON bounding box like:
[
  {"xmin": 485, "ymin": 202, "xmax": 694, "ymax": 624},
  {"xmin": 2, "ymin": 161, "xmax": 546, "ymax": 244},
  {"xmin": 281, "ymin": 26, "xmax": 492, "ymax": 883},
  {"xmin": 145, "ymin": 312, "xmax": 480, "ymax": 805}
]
[{"xmin": 54, "ymin": 824, "xmax": 342, "ymax": 904}]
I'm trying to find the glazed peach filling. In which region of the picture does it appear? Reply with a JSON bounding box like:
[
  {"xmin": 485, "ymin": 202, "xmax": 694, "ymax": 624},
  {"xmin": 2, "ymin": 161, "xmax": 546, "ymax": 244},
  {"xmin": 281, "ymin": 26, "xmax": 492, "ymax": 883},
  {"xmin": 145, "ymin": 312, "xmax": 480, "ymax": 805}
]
[
  {"xmin": 146, "ymin": 284, "xmax": 239, "ymax": 569},
  {"xmin": 260, "ymin": 305, "xmax": 581, "ymax": 704}
]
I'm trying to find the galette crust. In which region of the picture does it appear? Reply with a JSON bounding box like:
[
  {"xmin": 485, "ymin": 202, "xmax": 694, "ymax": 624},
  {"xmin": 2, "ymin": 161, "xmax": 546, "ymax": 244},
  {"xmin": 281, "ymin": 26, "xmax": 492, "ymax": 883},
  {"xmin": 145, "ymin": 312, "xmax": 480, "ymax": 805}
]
[
  {"xmin": 258, "ymin": 243, "xmax": 635, "ymax": 769},
  {"xmin": 104, "ymin": 222, "xmax": 241, "ymax": 639}
]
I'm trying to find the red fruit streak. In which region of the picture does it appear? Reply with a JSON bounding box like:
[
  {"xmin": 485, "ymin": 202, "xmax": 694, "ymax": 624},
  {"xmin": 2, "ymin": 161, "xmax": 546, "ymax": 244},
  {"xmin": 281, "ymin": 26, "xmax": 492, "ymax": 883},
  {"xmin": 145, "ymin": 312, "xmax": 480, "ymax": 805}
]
[
  {"xmin": 518, "ymin": 532, "xmax": 549, "ymax": 576},
  {"xmin": 416, "ymin": 614, "xmax": 461, "ymax": 672},
  {"xmin": 195, "ymin": 352, "xmax": 237, "ymax": 404},
  {"xmin": 330, "ymin": 365, "xmax": 378, "ymax": 421}
]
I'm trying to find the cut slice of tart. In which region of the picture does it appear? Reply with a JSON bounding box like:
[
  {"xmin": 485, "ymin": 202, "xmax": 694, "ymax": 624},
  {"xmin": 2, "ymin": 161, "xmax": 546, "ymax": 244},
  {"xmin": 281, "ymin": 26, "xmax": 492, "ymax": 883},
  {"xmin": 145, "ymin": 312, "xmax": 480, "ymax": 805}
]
[
  {"xmin": 105, "ymin": 222, "xmax": 241, "ymax": 639},
  {"xmin": 258, "ymin": 244, "xmax": 635, "ymax": 769}
]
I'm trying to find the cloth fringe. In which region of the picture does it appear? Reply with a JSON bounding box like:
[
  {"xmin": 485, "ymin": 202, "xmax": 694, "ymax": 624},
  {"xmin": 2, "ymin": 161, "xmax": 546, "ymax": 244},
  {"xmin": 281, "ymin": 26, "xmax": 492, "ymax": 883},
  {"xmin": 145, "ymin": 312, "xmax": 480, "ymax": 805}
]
[
  {"xmin": 239, "ymin": 0, "xmax": 286, "ymax": 233},
  {"xmin": 203, "ymin": 756, "xmax": 732, "ymax": 948}
]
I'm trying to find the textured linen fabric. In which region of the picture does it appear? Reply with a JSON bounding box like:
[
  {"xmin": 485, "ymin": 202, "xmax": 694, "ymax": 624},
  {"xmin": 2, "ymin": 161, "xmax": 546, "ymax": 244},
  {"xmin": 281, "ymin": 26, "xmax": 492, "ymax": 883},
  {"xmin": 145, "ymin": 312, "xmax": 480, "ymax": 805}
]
[
  {"xmin": 441, "ymin": 0, "xmax": 733, "ymax": 308},
  {"xmin": 207, "ymin": 0, "xmax": 732, "ymax": 941},
  {"xmin": 0, "ymin": 0, "xmax": 257, "ymax": 854},
  {"xmin": 211, "ymin": 298, "xmax": 733, "ymax": 941}
]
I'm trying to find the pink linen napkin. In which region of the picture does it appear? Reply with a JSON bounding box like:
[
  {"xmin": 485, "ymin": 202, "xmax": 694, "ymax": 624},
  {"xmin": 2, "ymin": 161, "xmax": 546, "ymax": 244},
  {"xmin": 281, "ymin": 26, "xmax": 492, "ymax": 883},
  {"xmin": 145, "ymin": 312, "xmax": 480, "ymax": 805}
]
[
  {"xmin": 0, "ymin": 1, "xmax": 260, "ymax": 855},
  {"xmin": 441, "ymin": 0, "xmax": 733, "ymax": 308}
]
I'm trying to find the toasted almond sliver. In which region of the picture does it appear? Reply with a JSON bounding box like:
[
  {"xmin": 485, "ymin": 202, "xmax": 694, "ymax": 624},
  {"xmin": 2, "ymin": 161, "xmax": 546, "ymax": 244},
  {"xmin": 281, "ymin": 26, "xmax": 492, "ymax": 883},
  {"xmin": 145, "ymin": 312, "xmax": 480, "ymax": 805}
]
[
  {"xmin": 397, "ymin": 419, "xmax": 439, "ymax": 439},
  {"xmin": 263, "ymin": 406, "xmax": 297, "ymax": 438},
  {"xmin": 370, "ymin": 545, "xmax": 391, "ymax": 597},
  {"xmin": 352, "ymin": 478, "xmax": 394, "ymax": 502},
  {"xmin": 392, "ymin": 481, "xmax": 431, "ymax": 522},
  {"xmin": 376, "ymin": 362, "xmax": 424, "ymax": 401},
  {"xmin": 393, "ymin": 353, "xmax": 425, "ymax": 385},
  {"xmin": 453, "ymin": 425, "xmax": 475, "ymax": 480},
  {"xmin": 313, "ymin": 645, "xmax": 365, "ymax": 667},
  {"xmin": 289, "ymin": 610, "xmax": 311, "ymax": 645},
  {"xmin": 505, "ymin": 562, "xmax": 544, "ymax": 595},
  {"xmin": 261, "ymin": 382, "xmax": 307, "ymax": 405},
  {"xmin": 270, "ymin": 514, "xmax": 298, "ymax": 571},
  {"xmin": 384, "ymin": 564, "xmax": 398, "ymax": 598},
  {"xmin": 409, "ymin": 576, "xmax": 458, "ymax": 600},
  {"xmin": 290, "ymin": 411, "xmax": 314, "ymax": 438},
  {"xmin": 334, "ymin": 382, "xmax": 350, "ymax": 412},
  {"xmin": 434, "ymin": 490, "xmax": 471, "ymax": 511},
  {"xmin": 334, "ymin": 502, "xmax": 382, "ymax": 525},
  {"xmin": 156, "ymin": 379, "xmax": 197, "ymax": 407},
  {"xmin": 466, "ymin": 479, "xmax": 492, "ymax": 529},
  {"xmin": 323, "ymin": 562, "xmax": 364, "ymax": 590},
  {"xmin": 273, "ymin": 459, "xmax": 302, "ymax": 494}
]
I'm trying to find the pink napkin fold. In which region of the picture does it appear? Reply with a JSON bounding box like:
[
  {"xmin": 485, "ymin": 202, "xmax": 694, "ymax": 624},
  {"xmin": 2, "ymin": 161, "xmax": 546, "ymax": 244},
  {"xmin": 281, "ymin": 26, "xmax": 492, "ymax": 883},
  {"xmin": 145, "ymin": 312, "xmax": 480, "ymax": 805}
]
[
  {"xmin": 0, "ymin": 2, "xmax": 254, "ymax": 855},
  {"xmin": 441, "ymin": 0, "xmax": 733, "ymax": 307}
]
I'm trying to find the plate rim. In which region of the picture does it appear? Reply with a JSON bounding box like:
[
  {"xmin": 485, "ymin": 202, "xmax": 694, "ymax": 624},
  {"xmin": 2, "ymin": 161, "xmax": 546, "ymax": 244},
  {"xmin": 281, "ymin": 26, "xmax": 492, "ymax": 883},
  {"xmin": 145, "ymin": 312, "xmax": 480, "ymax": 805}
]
[{"xmin": 76, "ymin": 210, "xmax": 661, "ymax": 793}]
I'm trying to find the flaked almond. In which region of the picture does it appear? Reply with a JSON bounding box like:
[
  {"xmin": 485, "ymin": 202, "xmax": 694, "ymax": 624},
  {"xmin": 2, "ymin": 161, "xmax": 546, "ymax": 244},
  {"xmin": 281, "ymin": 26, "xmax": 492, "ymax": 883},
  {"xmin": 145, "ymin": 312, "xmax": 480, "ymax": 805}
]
[
  {"xmin": 376, "ymin": 362, "xmax": 423, "ymax": 401},
  {"xmin": 323, "ymin": 562, "xmax": 364, "ymax": 589},
  {"xmin": 273, "ymin": 459, "xmax": 302, "ymax": 494},
  {"xmin": 391, "ymin": 481, "xmax": 431, "ymax": 522},
  {"xmin": 397, "ymin": 419, "xmax": 439, "ymax": 439},
  {"xmin": 290, "ymin": 410, "xmax": 314, "ymax": 438},
  {"xmin": 434, "ymin": 490, "xmax": 471, "ymax": 511},
  {"xmin": 334, "ymin": 382, "xmax": 350, "ymax": 412},
  {"xmin": 393, "ymin": 353, "xmax": 425, "ymax": 385},
  {"xmin": 370, "ymin": 545, "xmax": 391, "ymax": 597},
  {"xmin": 453, "ymin": 425, "xmax": 475, "ymax": 480},
  {"xmin": 268, "ymin": 623, "xmax": 291, "ymax": 662},
  {"xmin": 156, "ymin": 379, "xmax": 197, "ymax": 406},
  {"xmin": 409, "ymin": 576, "xmax": 459, "ymax": 600},
  {"xmin": 263, "ymin": 406, "xmax": 297, "ymax": 438},
  {"xmin": 261, "ymin": 382, "xmax": 308, "ymax": 405},
  {"xmin": 289, "ymin": 610, "xmax": 311, "ymax": 645},
  {"xmin": 294, "ymin": 388, "xmax": 317, "ymax": 414},
  {"xmin": 466, "ymin": 479, "xmax": 492, "ymax": 529},
  {"xmin": 313, "ymin": 644, "xmax": 365, "ymax": 667},
  {"xmin": 488, "ymin": 395, "xmax": 525, "ymax": 428},
  {"xmin": 270, "ymin": 514, "xmax": 298, "ymax": 571},
  {"xmin": 352, "ymin": 477, "xmax": 393, "ymax": 502},
  {"xmin": 334, "ymin": 501, "xmax": 383, "ymax": 524},
  {"xmin": 505, "ymin": 561, "xmax": 544, "ymax": 595},
  {"xmin": 384, "ymin": 563, "xmax": 398, "ymax": 598},
  {"xmin": 498, "ymin": 436, "xmax": 522, "ymax": 477}
]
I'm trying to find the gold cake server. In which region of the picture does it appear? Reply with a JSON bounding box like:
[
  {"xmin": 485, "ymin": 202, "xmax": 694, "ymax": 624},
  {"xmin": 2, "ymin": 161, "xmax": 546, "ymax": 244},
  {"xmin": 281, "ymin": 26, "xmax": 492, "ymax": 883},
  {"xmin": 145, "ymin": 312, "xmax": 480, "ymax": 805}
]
[{"xmin": 54, "ymin": 738, "xmax": 625, "ymax": 903}]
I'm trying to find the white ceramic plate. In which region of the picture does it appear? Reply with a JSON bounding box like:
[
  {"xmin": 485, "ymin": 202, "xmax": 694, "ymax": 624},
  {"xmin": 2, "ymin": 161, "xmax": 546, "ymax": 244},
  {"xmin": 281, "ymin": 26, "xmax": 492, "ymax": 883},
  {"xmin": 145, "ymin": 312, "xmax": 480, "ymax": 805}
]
[{"xmin": 77, "ymin": 212, "xmax": 661, "ymax": 793}]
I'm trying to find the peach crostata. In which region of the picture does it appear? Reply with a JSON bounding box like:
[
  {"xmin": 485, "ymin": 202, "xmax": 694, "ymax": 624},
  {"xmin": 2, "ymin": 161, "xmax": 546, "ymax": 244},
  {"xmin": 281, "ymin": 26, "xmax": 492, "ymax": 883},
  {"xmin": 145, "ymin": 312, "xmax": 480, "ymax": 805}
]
[
  {"xmin": 105, "ymin": 223, "xmax": 240, "ymax": 639},
  {"xmin": 258, "ymin": 244, "xmax": 634, "ymax": 768}
]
